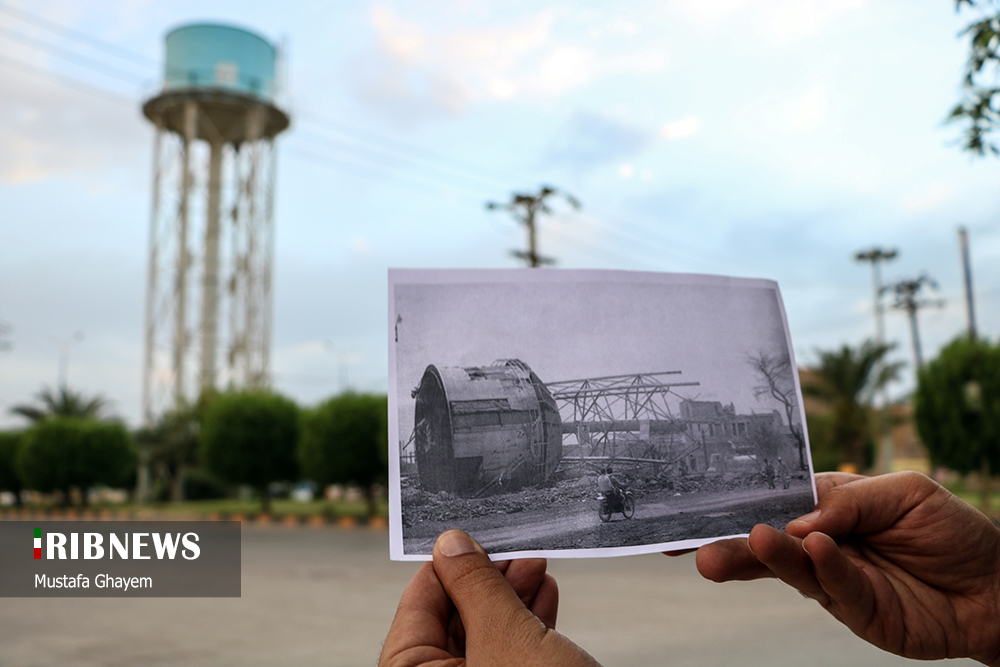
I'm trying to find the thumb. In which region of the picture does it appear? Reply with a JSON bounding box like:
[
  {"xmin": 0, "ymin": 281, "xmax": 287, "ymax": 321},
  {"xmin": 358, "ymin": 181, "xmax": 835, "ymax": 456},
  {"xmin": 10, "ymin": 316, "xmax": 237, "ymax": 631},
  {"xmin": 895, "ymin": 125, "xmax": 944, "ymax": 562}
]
[
  {"xmin": 432, "ymin": 530, "xmax": 547, "ymax": 657},
  {"xmin": 786, "ymin": 471, "xmax": 938, "ymax": 540}
]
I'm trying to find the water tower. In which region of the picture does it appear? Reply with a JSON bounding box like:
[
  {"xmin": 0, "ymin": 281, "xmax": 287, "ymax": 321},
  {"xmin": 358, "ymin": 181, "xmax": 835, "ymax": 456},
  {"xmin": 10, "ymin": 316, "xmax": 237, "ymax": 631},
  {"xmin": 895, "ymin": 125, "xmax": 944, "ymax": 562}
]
[{"xmin": 141, "ymin": 23, "xmax": 290, "ymax": 423}]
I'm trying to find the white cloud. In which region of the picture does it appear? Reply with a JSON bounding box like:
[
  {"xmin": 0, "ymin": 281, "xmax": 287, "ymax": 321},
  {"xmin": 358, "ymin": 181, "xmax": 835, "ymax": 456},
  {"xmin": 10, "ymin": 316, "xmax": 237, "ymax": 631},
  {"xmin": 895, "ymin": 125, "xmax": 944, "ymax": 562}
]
[
  {"xmin": 353, "ymin": 6, "xmax": 668, "ymax": 119},
  {"xmin": 674, "ymin": 0, "xmax": 749, "ymax": 27},
  {"xmin": 371, "ymin": 5, "xmax": 429, "ymax": 64},
  {"xmin": 761, "ymin": 0, "xmax": 866, "ymax": 43},
  {"xmin": 351, "ymin": 237, "xmax": 372, "ymax": 254},
  {"xmin": 0, "ymin": 68, "xmax": 147, "ymax": 184},
  {"xmin": 607, "ymin": 18, "xmax": 639, "ymax": 37},
  {"xmin": 659, "ymin": 116, "xmax": 701, "ymax": 140},
  {"xmin": 618, "ymin": 163, "xmax": 634, "ymax": 178},
  {"xmin": 675, "ymin": 0, "xmax": 865, "ymax": 43}
]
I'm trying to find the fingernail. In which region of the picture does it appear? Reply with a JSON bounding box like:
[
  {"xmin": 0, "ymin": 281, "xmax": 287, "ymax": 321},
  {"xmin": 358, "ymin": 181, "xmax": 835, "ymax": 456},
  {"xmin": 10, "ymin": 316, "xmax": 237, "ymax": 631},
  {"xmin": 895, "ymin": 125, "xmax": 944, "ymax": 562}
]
[
  {"xmin": 792, "ymin": 509, "xmax": 821, "ymax": 525},
  {"xmin": 437, "ymin": 530, "xmax": 476, "ymax": 557}
]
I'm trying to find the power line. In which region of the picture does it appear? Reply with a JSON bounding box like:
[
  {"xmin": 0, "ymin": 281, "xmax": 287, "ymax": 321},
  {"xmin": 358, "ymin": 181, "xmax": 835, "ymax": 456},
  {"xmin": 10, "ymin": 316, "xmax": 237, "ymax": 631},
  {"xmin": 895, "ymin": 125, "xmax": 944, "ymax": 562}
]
[
  {"xmin": 287, "ymin": 129, "xmax": 499, "ymax": 200},
  {"xmin": 4, "ymin": 3, "xmax": 994, "ymax": 310},
  {"xmin": 296, "ymin": 110, "xmax": 523, "ymax": 190},
  {"xmin": 576, "ymin": 209, "xmax": 726, "ymax": 271},
  {"xmin": 0, "ymin": 5, "xmax": 536, "ymax": 215},
  {"xmin": 2, "ymin": 8, "xmax": 531, "ymax": 243},
  {"xmin": 790, "ymin": 311, "xmax": 872, "ymax": 336},
  {"xmin": 0, "ymin": 2, "xmax": 156, "ymax": 67},
  {"xmin": 0, "ymin": 52, "xmax": 133, "ymax": 107},
  {"xmin": 0, "ymin": 46, "xmax": 513, "ymax": 225},
  {"xmin": 0, "ymin": 26, "xmax": 148, "ymax": 86},
  {"xmin": 579, "ymin": 206, "xmax": 846, "ymax": 288},
  {"xmin": 548, "ymin": 223, "xmax": 663, "ymax": 270},
  {"xmin": 0, "ymin": 41, "xmax": 508, "ymax": 217},
  {"xmin": 283, "ymin": 144, "xmax": 488, "ymax": 211}
]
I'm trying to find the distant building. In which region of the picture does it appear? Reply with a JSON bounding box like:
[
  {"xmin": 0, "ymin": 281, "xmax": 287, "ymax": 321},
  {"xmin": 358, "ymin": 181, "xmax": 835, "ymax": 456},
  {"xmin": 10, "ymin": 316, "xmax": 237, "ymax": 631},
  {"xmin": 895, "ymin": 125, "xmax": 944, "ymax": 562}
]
[{"xmin": 677, "ymin": 399, "xmax": 792, "ymax": 472}]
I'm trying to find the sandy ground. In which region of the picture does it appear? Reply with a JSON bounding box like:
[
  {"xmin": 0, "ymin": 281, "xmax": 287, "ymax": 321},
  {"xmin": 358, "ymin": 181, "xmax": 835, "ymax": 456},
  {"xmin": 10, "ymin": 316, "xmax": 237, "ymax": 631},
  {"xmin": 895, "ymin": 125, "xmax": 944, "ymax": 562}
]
[{"xmin": 0, "ymin": 524, "xmax": 980, "ymax": 667}]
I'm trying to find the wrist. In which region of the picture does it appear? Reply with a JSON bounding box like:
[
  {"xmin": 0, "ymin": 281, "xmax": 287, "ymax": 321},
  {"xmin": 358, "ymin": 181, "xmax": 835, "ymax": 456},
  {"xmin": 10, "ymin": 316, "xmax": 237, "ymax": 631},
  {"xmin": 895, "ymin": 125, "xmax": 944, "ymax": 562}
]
[{"xmin": 978, "ymin": 540, "xmax": 1000, "ymax": 667}]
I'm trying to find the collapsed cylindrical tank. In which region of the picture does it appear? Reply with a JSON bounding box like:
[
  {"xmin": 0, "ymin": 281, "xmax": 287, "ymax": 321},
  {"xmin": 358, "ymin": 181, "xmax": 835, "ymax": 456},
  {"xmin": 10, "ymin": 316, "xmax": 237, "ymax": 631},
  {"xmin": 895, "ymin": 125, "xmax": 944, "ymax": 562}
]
[{"xmin": 412, "ymin": 359, "xmax": 562, "ymax": 496}]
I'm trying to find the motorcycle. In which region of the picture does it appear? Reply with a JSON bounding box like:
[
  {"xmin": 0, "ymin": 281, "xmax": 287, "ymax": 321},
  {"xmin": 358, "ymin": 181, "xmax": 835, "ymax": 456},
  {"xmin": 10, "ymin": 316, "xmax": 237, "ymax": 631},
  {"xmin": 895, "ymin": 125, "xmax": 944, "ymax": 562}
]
[{"xmin": 597, "ymin": 488, "xmax": 635, "ymax": 522}]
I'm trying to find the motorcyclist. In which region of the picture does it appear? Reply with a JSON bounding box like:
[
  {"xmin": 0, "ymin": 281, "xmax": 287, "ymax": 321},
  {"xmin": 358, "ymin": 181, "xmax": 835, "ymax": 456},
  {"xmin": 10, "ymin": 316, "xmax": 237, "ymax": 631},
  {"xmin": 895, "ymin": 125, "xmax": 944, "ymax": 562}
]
[{"xmin": 597, "ymin": 467, "xmax": 625, "ymax": 508}]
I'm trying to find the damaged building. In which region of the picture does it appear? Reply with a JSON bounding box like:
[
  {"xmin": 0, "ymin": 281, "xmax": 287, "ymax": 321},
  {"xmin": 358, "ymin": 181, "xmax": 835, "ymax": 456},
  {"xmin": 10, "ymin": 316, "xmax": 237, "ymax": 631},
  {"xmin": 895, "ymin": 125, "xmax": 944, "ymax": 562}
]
[
  {"xmin": 411, "ymin": 359, "xmax": 562, "ymax": 496},
  {"xmin": 678, "ymin": 399, "xmax": 794, "ymax": 472}
]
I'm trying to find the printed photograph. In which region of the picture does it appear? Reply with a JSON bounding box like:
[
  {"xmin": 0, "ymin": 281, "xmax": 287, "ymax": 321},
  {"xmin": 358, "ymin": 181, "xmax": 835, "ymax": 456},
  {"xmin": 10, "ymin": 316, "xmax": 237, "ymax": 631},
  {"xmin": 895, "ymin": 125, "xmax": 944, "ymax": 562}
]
[{"xmin": 388, "ymin": 269, "xmax": 817, "ymax": 560}]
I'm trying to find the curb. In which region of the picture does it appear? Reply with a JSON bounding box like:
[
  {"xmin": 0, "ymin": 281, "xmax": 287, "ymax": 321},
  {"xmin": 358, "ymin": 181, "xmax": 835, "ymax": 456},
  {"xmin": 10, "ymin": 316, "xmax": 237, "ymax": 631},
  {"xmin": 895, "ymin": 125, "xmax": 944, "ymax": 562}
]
[{"xmin": 0, "ymin": 507, "xmax": 389, "ymax": 529}]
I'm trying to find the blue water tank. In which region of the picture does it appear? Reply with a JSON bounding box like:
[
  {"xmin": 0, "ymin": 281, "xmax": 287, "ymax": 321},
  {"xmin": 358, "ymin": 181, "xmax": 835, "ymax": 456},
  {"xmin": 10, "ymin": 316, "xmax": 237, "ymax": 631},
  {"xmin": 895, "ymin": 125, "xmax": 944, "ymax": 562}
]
[{"xmin": 164, "ymin": 23, "xmax": 277, "ymax": 101}]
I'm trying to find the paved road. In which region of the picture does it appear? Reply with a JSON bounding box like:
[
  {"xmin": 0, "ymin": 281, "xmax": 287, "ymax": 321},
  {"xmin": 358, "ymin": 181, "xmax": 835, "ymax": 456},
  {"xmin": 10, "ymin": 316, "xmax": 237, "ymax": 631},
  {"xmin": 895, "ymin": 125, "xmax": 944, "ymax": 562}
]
[{"xmin": 0, "ymin": 525, "xmax": 979, "ymax": 667}]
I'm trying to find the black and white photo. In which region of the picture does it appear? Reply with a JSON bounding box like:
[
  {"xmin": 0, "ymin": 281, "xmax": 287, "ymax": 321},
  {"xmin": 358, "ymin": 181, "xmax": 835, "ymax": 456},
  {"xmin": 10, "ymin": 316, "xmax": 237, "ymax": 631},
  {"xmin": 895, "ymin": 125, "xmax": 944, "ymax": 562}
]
[{"xmin": 388, "ymin": 269, "xmax": 817, "ymax": 560}]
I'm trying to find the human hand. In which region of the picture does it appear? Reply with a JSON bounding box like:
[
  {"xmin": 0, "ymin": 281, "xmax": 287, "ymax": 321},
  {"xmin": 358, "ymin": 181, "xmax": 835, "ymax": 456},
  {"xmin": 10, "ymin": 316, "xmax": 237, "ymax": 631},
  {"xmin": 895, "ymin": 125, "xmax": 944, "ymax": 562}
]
[
  {"xmin": 379, "ymin": 529, "xmax": 600, "ymax": 667},
  {"xmin": 696, "ymin": 471, "xmax": 1000, "ymax": 666}
]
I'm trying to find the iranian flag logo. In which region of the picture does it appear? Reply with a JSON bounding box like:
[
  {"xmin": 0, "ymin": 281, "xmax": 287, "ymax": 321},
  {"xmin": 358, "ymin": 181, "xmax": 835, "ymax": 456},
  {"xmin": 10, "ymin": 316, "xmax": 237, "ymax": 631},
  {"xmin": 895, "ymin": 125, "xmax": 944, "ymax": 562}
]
[{"xmin": 34, "ymin": 528, "xmax": 41, "ymax": 559}]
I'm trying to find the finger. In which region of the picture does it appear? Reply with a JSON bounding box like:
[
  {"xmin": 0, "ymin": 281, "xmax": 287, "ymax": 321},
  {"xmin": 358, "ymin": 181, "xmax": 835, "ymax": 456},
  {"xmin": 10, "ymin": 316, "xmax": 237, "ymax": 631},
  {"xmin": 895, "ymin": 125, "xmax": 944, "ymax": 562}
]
[
  {"xmin": 527, "ymin": 572, "xmax": 559, "ymax": 630},
  {"xmin": 747, "ymin": 524, "xmax": 828, "ymax": 603},
  {"xmin": 504, "ymin": 559, "xmax": 548, "ymax": 610},
  {"xmin": 802, "ymin": 531, "xmax": 878, "ymax": 628},
  {"xmin": 663, "ymin": 548, "xmax": 696, "ymax": 557},
  {"xmin": 696, "ymin": 537, "xmax": 773, "ymax": 582},
  {"xmin": 787, "ymin": 472, "xmax": 936, "ymax": 540},
  {"xmin": 814, "ymin": 471, "xmax": 867, "ymax": 499},
  {"xmin": 432, "ymin": 530, "xmax": 546, "ymax": 655},
  {"xmin": 379, "ymin": 562, "xmax": 455, "ymax": 666},
  {"xmin": 443, "ymin": 558, "xmax": 525, "ymax": 654}
]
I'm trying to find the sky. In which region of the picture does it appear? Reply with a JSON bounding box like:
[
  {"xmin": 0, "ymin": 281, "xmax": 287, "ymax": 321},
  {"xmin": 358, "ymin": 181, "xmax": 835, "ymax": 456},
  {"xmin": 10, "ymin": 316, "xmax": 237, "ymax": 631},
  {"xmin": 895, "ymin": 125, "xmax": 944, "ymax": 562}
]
[{"xmin": 2, "ymin": 0, "xmax": 1000, "ymax": 429}]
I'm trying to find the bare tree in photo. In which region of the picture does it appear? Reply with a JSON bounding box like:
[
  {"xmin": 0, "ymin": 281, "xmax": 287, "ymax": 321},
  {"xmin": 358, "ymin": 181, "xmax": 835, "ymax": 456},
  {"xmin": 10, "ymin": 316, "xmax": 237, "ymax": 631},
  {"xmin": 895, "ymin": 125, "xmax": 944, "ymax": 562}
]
[{"xmin": 748, "ymin": 351, "xmax": 806, "ymax": 469}]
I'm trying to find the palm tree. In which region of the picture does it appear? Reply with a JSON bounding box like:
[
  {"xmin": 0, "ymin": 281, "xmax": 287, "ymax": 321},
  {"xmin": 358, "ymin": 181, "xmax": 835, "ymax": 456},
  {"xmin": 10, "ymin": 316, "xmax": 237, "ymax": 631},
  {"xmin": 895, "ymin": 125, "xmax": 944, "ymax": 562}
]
[
  {"xmin": 10, "ymin": 385, "xmax": 108, "ymax": 423},
  {"xmin": 135, "ymin": 404, "xmax": 200, "ymax": 502},
  {"xmin": 803, "ymin": 340, "xmax": 903, "ymax": 472}
]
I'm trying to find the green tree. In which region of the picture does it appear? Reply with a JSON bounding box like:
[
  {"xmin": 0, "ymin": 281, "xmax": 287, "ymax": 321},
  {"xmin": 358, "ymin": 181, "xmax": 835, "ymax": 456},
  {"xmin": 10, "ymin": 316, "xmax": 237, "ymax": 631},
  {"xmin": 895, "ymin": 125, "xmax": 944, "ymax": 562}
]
[
  {"xmin": 135, "ymin": 404, "xmax": 200, "ymax": 502},
  {"xmin": 803, "ymin": 340, "xmax": 903, "ymax": 473},
  {"xmin": 804, "ymin": 412, "xmax": 841, "ymax": 473},
  {"xmin": 299, "ymin": 393, "xmax": 388, "ymax": 516},
  {"xmin": 950, "ymin": 0, "xmax": 1000, "ymax": 155},
  {"xmin": 0, "ymin": 431, "xmax": 25, "ymax": 506},
  {"xmin": 200, "ymin": 390, "xmax": 299, "ymax": 513},
  {"xmin": 10, "ymin": 385, "xmax": 108, "ymax": 423},
  {"xmin": 913, "ymin": 336, "xmax": 1000, "ymax": 511},
  {"xmin": 17, "ymin": 418, "xmax": 135, "ymax": 506},
  {"xmin": 78, "ymin": 421, "xmax": 136, "ymax": 495}
]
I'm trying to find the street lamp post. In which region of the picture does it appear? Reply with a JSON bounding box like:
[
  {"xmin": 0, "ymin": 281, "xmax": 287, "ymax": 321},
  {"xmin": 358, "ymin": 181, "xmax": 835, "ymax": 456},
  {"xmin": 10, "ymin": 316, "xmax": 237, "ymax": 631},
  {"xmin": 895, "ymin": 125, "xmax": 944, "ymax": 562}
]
[{"xmin": 56, "ymin": 330, "xmax": 85, "ymax": 388}]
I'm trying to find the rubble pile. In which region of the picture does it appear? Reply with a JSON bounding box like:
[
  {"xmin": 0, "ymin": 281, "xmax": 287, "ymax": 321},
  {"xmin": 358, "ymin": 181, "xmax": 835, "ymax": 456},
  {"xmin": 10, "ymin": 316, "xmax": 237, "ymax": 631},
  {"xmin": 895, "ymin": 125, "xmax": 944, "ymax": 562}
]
[{"xmin": 401, "ymin": 475, "xmax": 598, "ymax": 525}]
